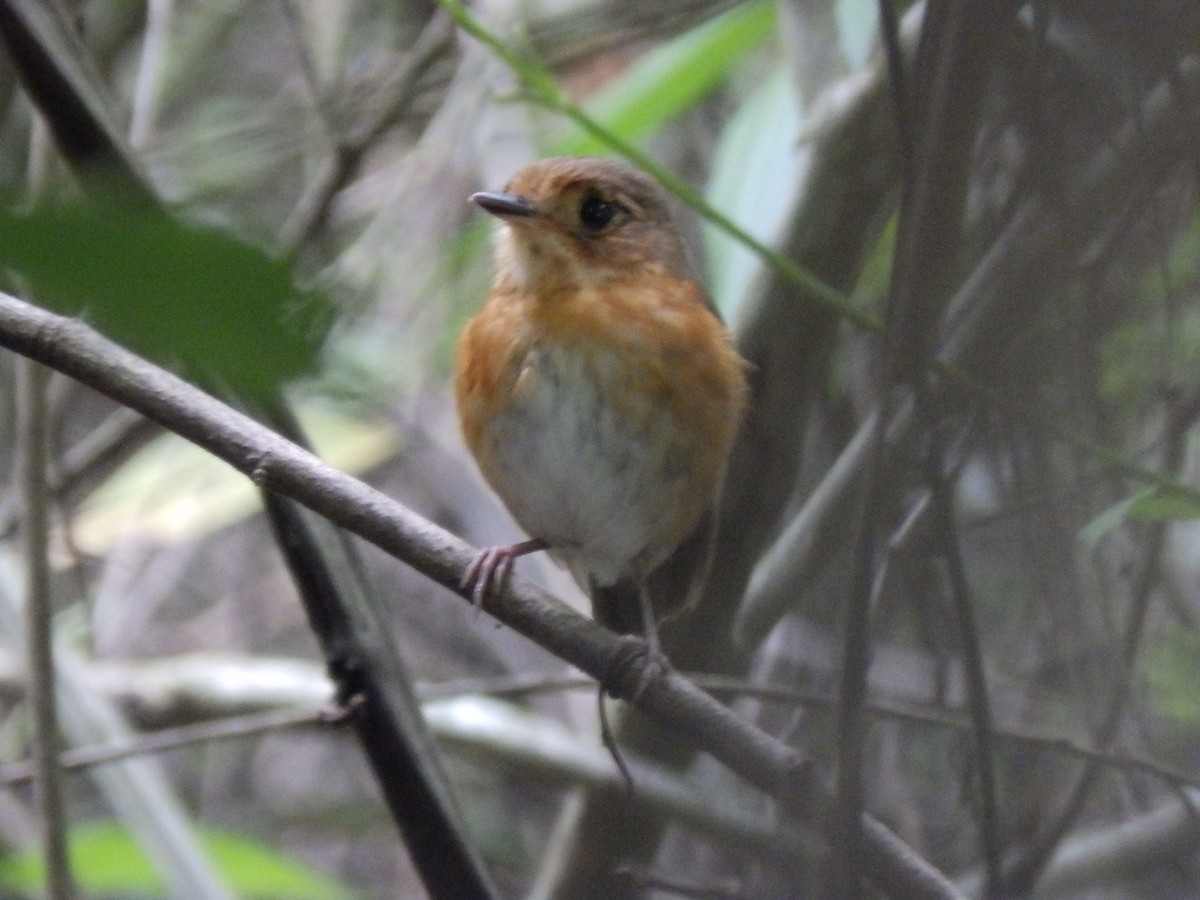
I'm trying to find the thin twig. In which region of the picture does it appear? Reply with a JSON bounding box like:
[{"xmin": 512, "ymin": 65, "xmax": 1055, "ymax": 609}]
[
  {"xmin": 834, "ymin": 3, "xmax": 1006, "ymax": 890},
  {"xmin": 917, "ymin": 398, "xmax": 1001, "ymax": 891},
  {"xmin": 876, "ymin": 0, "xmax": 911, "ymax": 174},
  {"xmin": 0, "ymin": 707, "xmax": 325, "ymax": 786},
  {"xmin": 18, "ymin": 357, "xmax": 75, "ymax": 899},
  {"xmin": 5, "ymin": 662, "xmax": 1196, "ymax": 797},
  {"xmin": 275, "ymin": 9, "xmax": 455, "ymax": 252}
]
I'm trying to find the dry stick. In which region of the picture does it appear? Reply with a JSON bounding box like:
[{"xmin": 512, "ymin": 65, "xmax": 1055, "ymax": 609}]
[
  {"xmin": 1001, "ymin": 396, "xmax": 1200, "ymax": 893},
  {"xmin": 18, "ymin": 358, "xmax": 75, "ymax": 899},
  {"xmin": 877, "ymin": 1, "xmax": 1008, "ymax": 893},
  {"xmin": 424, "ymin": 668, "xmax": 1200, "ymax": 794},
  {"xmin": 0, "ymin": 291, "xmax": 963, "ymax": 900},
  {"xmin": 5, "ymin": 660, "xmax": 1196, "ymax": 796},
  {"xmin": 915, "ymin": 406, "xmax": 1000, "ymax": 891}
]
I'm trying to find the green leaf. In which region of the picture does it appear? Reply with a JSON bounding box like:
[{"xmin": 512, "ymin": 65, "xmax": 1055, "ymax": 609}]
[
  {"xmin": 851, "ymin": 210, "xmax": 898, "ymax": 314},
  {"xmin": 0, "ymin": 197, "xmax": 330, "ymax": 401},
  {"xmin": 1127, "ymin": 486, "xmax": 1200, "ymax": 521},
  {"xmin": 200, "ymin": 828, "xmax": 358, "ymax": 899},
  {"xmin": 0, "ymin": 821, "xmax": 359, "ymax": 898},
  {"xmin": 1082, "ymin": 485, "xmax": 1200, "ymax": 551},
  {"xmin": 553, "ymin": 0, "xmax": 776, "ymax": 156},
  {"xmin": 1079, "ymin": 487, "xmax": 1155, "ymax": 551}
]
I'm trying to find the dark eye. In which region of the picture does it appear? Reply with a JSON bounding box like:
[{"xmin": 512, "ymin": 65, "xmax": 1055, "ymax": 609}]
[{"xmin": 579, "ymin": 196, "xmax": 619, "ymax": 232}]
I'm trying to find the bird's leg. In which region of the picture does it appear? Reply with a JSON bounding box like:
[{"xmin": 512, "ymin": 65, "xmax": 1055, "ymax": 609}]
[
  {"xmin": 603, "ymin": 580, "xmax": 671, "ymax": 706},
  {"xmin": 637, "ymin": 580, "xmax": 661, "ymax": 659},
  {"xmin": 460, "ymin": 538, "xmax": 549, "ymax": 608},
  {"xmin": 596, "ymin": 580, "xmax": 674, "ymax": 792},
  {"xmin": 634, "ymin": 579, "xmax": 671, "ymax": 697}
]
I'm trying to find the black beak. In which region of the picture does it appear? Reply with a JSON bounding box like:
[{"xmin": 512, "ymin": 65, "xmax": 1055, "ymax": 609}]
[{"xmin": 470, "ymin": 191, "xmax": 537, "ymax": 219}]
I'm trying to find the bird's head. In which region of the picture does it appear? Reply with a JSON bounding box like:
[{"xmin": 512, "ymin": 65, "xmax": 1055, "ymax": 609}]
[{"xmin": 471, "ymin": 157, "xmax": 695, "ymax": 294}]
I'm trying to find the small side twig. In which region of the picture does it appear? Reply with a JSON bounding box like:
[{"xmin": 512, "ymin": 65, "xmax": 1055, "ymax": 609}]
[{"xmin": 0, "ymin": 707, "xmax": 325, "ymax": 787}]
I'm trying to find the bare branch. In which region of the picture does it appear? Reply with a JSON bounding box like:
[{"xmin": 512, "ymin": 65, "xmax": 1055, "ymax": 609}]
[{"xmin": 0, "ymin": 290, "xmax": 963, "ymax": 900}]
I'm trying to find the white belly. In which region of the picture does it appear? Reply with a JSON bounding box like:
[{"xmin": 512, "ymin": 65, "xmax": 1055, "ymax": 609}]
[{"xmin": 478, "ymin": 343, "xmax": 696, "ymax": 587}]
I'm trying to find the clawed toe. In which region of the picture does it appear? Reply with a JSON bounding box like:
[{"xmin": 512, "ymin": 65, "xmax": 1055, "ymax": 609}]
[
  {"xmin": 460, "ymin": 547, "xmax": 514, "ymax": 608},
  {"xmin": 459, "ymin": 538, "xmax": 550, "ymax": 610},
  {"xmin": 605, "ymin": 634, "xmax": 672, "ymax": 702}
]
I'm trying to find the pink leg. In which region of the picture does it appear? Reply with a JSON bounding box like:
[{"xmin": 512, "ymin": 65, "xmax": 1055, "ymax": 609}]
[{"xmin": 460, "ymin": 538, "xmax": 549, "ymax": 608}]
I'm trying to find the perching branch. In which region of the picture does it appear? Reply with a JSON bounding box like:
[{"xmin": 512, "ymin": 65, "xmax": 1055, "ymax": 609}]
[{"xmin": 0, "ymin": 290, "xmax": 963, "ymax": 900}]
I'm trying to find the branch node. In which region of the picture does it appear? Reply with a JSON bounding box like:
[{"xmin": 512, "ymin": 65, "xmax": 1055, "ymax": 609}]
[{"xmin": 248, "ymin": 452, "xmax": 272, "ymax": 486}]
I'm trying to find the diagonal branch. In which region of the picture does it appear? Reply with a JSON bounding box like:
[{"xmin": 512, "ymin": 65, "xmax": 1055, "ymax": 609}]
[{"xmin": 0, "ymin": 289, "xmax": 964, "ymax": 900}]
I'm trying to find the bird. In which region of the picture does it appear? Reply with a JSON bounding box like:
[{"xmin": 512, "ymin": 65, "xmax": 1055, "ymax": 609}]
[{"xmin": 454, "ymin": 156, "xmax": 748, "ymax": 656}]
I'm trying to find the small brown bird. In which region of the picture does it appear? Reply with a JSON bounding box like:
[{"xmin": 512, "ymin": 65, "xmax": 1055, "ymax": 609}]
[{"xmin": 455, "ymin": 156, "xmax": 747, "ymax": 649}]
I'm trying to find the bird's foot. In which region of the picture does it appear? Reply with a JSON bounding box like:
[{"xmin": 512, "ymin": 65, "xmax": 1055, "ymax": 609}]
[
  {"xmin": 605, "ymin": 632, "xmax": 671, "ymax": 703},
  {"xmin": 460, "ymin": 538, "xmax": 549, "ymax": 609},
  {"xmin": 597, "ymin": 633, "xmax": 672, "ymax": 793}
]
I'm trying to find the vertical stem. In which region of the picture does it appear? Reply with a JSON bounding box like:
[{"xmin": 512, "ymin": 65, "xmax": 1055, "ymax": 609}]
[
  {"xmin": 19, "ymin": 357, "xmax": 74, "ymax": 899},
  {"xmin": 130, "ymin": 0, "xmax": 173, "ymax": 149}
]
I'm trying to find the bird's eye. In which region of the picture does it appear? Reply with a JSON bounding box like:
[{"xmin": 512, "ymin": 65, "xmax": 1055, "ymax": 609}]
[{"xmin": 579, "ymin": 196, "xmax": 620, "ymax": 232}]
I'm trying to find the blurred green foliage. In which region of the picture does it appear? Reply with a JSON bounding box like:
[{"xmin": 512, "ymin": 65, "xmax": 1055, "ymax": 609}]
[
  {"xmin": 0, "ymin": 196, "xmax": 331, "ymax": 401},
  {"xmin": 554, "ymin": 0, "xmax": 776, "ymax": 157},
  {"xmin": 0, "ymin": 820, "xmax": 359, "ymax": 898},
  {"xmin": 1100, "ymin": 214, "xmax": 1200, "ymax": 405},
  {"xmin": 1147, "ymin": 629, "xmax": 1200, "ymax": 727}
]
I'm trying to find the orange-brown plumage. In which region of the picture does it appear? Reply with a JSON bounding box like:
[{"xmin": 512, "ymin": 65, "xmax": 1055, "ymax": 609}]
[{"xmin": 455, "ymin": 156, "xmax": 747, "ymax": 636}]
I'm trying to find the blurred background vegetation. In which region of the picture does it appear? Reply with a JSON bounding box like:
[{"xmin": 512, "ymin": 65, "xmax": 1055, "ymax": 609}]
[{"xmin": 0, "ymin": 0, "xmax": 1199, "ymax": 897}]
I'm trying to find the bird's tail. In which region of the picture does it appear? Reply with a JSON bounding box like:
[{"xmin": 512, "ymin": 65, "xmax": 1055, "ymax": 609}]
[
  {"xmin": 590, "ymin": 577, "xmax": 645, "ymax": 635},
  {"xmin": 589, "ymin": 505, "xmax": 719, "ymax": 636}
]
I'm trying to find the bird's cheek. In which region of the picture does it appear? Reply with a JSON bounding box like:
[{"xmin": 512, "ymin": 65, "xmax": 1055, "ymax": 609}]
[{"xmin": 515, "ymin": 232, "xmax": 592, "ymax": 290}]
